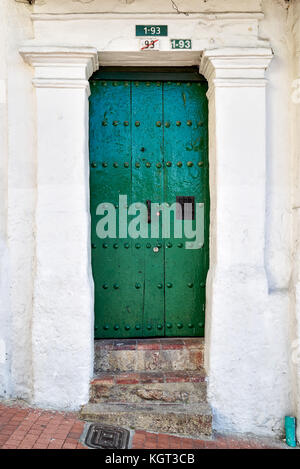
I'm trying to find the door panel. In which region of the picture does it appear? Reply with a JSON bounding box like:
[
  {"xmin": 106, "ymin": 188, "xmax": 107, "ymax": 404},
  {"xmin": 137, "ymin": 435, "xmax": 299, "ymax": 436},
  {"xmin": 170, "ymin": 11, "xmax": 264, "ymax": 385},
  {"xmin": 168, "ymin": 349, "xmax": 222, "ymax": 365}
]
[
  {"xmin": 90, "ymin": 81, "xmax": 143, "ymax": 339},
  {"xmin": 89, "ymin": 76, "xmax": 209, "ymax": 339},
  {"xmin": 163, "ymin": 82, "xmax": 208, "ymax": 337}
]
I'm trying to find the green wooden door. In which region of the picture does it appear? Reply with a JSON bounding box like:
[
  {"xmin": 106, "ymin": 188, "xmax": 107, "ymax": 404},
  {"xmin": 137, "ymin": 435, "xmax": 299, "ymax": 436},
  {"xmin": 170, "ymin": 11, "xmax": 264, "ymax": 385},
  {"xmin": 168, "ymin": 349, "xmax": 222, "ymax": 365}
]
[{"xmin": 89, "ymin": 73, "xmax": 209, "ymax": 339}]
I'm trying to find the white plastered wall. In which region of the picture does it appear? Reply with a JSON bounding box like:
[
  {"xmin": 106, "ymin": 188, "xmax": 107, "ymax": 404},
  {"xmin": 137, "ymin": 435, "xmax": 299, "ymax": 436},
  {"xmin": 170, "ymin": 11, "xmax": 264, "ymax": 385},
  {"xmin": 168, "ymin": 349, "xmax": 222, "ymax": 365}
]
[
  {"xmin": 289, "ymin": 0, "xmax": 300, "ymax": 443},
  {"xmin": 0, "ymin": 0, "xmax": 35, "ymax": 401},
  {"xmin": 0, "ymin": 0, "xmax": 10, "ymax": 398},
  {"xmin": 0, "ymin": 0, "xmax": 299, "ymax": 438}
]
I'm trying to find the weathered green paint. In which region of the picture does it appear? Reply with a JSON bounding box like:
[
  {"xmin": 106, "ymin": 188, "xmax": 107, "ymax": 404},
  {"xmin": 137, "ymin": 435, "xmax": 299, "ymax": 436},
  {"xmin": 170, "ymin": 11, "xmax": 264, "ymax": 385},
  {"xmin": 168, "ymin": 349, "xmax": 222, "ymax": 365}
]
[{"xmin": 89, "ymin": 76, "xmax": 209, "ymax": 339}]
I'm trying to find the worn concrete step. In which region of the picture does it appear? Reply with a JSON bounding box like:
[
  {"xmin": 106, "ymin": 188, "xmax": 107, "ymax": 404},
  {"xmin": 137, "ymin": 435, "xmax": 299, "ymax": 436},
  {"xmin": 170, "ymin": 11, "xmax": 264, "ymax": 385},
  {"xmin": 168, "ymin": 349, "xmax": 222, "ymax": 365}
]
[
  {"xmin": 80, "ymin": 402, "xmax": 212, "ymax": 438},
  {"xmin": 94, "ymin": 338, "xmax": 204, "ymax": 373},
  {"xmin": 90, "ymin": 371, "xmax": 207, "ymax": 404}
]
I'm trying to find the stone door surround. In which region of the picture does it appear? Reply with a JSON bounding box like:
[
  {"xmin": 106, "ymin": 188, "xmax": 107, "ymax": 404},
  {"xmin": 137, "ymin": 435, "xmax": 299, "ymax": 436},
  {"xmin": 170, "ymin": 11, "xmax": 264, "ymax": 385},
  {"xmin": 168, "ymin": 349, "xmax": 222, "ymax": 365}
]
[{"xmin": 19, "ymin": 45, "xmax": 272, "ymax": 412}]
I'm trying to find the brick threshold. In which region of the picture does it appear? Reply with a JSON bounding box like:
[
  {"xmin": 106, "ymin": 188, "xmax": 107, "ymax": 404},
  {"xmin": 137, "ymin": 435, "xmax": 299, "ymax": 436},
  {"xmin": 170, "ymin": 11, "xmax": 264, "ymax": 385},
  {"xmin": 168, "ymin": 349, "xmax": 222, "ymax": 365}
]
[
  {"xmin": 95, "ymin": 337, "xmax": 204, "ymax": 351},
  {"xmin": 92, "ymin": 370, "xmax": 206, "ymax": 385}
]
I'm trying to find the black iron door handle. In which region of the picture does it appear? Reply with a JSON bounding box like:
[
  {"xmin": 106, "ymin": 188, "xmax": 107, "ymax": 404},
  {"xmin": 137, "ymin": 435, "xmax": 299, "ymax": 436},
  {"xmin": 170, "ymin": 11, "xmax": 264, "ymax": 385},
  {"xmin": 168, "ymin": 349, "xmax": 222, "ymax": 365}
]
[{"xmin": 146, "ymin": 200, "xmax": 151, "ymax": 224}]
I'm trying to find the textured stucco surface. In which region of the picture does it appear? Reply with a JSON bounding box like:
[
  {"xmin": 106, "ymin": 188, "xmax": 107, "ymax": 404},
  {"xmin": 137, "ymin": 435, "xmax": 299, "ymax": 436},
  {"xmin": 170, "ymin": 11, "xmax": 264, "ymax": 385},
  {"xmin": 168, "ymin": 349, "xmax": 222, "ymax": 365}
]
[
  {"xmin": 0, "ymin": 0, "xmax": 35, "ymax": 401},
  {"xmin": 0, "ymin": 0, "xmax": 10, "ymax": 399},
  {"xmin": 289, "ymin": 0, "xmax": 300, "ymax": 443},
  {"xmin": 0, "ymin": 0, "xmax": 299, "ymax": 441}
]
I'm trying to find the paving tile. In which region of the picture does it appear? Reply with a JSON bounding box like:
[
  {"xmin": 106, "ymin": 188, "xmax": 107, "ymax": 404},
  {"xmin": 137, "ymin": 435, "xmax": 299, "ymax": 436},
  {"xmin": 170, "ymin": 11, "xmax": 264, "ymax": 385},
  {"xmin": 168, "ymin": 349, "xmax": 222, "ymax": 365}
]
[
  {"xmin": 68, "ymin": 431, "xmax": 82, "ymax": 439},
  {"xmin": 62, "ymin": 443, "xmax": 78, "ymax": 449}
]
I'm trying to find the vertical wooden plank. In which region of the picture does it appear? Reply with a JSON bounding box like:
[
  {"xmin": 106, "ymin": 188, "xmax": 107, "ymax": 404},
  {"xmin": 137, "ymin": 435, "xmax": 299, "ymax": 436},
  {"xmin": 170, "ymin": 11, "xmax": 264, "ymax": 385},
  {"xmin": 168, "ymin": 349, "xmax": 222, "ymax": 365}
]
[{"xmin": 131, "ymin": 81, "xmax": 165, "ymax": 336}]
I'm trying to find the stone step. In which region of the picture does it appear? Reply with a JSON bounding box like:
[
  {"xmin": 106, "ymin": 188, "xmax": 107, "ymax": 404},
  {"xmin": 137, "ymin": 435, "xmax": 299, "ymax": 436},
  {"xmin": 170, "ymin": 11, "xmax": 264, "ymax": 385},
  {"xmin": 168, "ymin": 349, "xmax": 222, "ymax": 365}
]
[
  {"xmin": 80, "ymin": 402, "xmax": 212, "ymax": 438},
  {"xmin": 90, "ymin": 371, "xmax": 207, "ymax": 404},
  {"xmin": 94, "ymin": 338, "xmax": 204, "ymax": 373}
]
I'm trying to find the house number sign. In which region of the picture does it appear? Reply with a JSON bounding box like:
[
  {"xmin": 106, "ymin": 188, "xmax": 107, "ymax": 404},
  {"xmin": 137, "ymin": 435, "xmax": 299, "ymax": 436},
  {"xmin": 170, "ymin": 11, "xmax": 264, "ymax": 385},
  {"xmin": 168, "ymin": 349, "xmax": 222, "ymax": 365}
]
[
  {"xmin": 170, "ymin": 39, "xmax": 192, "ymax": 49},
  {"xmin": 140, "ymin": 39, "xmax": 160, "ymax": 50},
  {"xmin": 136, "ymin": 25, "xmax": 168, "ymax": 36}
]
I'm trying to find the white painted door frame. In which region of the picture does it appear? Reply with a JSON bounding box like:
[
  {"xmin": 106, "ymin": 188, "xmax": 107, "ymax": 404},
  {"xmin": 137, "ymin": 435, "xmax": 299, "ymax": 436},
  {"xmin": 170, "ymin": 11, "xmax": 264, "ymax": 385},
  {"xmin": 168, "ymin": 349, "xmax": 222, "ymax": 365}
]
[{"xmin": 19, "ymin": 46, "xmax": 274, "ymax": 432}]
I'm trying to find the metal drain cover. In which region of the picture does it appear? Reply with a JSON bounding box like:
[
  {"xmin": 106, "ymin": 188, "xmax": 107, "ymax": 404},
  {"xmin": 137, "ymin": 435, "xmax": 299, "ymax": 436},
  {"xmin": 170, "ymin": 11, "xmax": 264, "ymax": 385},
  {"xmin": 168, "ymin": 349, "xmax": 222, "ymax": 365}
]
[{"xmin": 85, "ymin": 423, "xmax": 130, "ymax": 449}]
